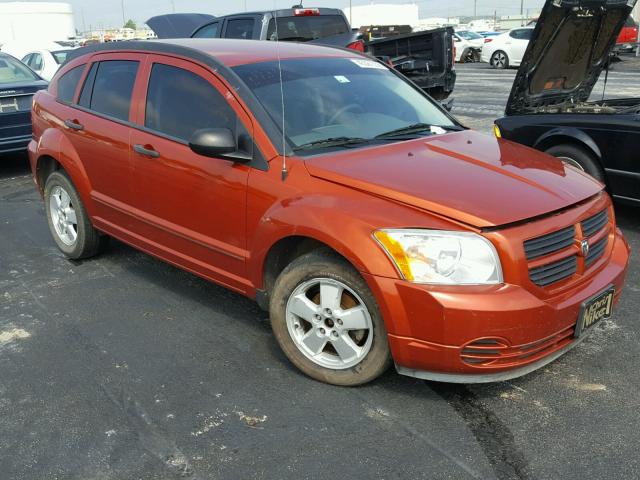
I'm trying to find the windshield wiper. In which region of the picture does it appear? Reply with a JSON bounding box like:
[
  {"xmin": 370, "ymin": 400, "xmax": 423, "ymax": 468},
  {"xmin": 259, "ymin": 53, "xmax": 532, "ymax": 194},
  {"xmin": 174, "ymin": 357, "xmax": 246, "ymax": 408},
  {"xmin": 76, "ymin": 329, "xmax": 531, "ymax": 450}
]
[
  {"xmin": 294, "ymin": 137, "xmax": 370, "ymax": 151},
  {"xmin": 375, "ymin": 123, "xmax": 462, "ymax": 139}
]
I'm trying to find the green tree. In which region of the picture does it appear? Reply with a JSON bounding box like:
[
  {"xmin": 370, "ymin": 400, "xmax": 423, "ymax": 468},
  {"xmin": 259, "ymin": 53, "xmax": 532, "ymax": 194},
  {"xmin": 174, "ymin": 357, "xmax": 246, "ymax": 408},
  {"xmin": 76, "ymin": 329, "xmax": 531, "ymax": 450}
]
[{"xmin": 124, "ymin": 19, "xmax": 136, "ymax": 30}]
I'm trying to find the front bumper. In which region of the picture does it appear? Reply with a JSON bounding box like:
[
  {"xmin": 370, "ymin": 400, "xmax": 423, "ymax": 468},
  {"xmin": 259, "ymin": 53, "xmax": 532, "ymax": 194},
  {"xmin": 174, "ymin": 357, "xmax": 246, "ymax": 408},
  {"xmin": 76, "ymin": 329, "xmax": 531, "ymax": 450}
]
[{"xmin": 364, "ymin": 229, "xmax": 630, "ymax": 383}]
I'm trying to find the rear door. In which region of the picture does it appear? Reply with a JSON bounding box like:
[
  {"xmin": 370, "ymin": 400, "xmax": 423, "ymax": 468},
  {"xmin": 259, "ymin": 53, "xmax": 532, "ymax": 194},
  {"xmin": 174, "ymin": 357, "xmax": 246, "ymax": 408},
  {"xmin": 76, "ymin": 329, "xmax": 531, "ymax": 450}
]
[
  {"xmin": 508, "ymin": 29, "xmax": 532, "ymax": 63},
  {"xmin": 59, "ymin": 53, "xmax": 143, "ymax": 224},
  {"xmin": 128, "ymin": 55, "xmax": 252, "ymax": 291}
]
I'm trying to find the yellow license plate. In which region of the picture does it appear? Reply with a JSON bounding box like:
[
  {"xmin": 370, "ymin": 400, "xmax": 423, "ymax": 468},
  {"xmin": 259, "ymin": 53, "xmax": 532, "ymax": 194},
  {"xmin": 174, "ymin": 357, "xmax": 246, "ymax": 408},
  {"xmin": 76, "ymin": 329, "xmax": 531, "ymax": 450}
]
[{"xmin": 575, "ymin": 287, "xmax": 615, "ymax": 337}]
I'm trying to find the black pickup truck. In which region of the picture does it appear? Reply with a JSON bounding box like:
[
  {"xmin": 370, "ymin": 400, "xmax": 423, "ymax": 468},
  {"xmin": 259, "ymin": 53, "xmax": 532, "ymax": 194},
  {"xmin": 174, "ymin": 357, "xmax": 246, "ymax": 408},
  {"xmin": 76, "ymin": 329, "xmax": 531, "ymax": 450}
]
[{"xmin": 147, "ymin": 7, "xmax": 456, "ymax": 99}]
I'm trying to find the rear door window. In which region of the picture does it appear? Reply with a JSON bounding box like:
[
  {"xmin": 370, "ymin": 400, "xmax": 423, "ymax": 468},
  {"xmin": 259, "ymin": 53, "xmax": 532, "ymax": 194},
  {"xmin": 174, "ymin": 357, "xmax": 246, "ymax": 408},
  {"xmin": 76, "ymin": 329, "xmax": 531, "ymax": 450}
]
[
  {"xmin": 510, "ymin": 29, "xmax": 532, "ymax": 40},
  {"xmin": 144, "ymin": 63, "xmax": 236, "ymax": 142},
  {"xmin": 224, "ymin": 18, "xmax": 255, "ymax": 39},
  {"xmin": 193, "ymin": 22, "xmax": 220, "ymax": 38},
  {"xmin": 266, "ymin": 15, "xmax": 349, "ymax": 41},
  {"xmin": 87, "ymin": 60, "xmax": 139, "ymax": 121},
  {"xmin": 57, "ymin": 65, "xmax": 86, "ymax": 103}
]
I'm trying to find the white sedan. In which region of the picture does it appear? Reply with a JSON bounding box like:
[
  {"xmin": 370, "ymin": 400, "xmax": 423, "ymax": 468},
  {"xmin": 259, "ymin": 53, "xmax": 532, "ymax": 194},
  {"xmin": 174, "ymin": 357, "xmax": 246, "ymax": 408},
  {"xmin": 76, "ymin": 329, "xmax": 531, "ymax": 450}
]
[
  {"xmin": 21, "ymin": 49, "xmax": 73, "ymax": 81},
  {"xmin": 480, "ymin": 27, "xmax": 533, "ymax": 69}
]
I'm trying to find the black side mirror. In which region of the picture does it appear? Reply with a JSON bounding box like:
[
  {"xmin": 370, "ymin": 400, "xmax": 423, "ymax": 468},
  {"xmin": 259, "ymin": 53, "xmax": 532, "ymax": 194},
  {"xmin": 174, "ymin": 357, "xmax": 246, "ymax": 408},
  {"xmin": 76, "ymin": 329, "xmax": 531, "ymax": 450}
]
[{"xmin": 189, "ymin": 128, "xmax": 250, "ymax": 162}]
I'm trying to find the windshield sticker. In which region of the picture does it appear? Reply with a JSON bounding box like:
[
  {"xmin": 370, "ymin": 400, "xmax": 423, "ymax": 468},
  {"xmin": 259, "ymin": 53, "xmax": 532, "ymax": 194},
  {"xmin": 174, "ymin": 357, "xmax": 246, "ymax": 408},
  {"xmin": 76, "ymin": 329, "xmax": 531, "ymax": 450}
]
[
  {"xmin": 334, "ymin": 75, "xmax": 350, "ymax": 83},
  {"xmin": 350, "ymin": 59, "xmax": 387, "ymax": 70}
]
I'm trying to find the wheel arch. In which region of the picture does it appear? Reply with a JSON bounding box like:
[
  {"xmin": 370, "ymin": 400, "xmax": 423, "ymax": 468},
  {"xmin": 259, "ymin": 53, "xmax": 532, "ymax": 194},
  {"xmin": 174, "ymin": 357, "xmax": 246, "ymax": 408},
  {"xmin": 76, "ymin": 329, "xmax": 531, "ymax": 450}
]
[
  {"xmin": 533, "ymin": 128, "xmax": 603, "ymax": 165},
  {"xmin": 34, "ymin": 128, "xmax": 94, "ymax": 213},
  {"xmin": 256, "ymin": 234, "xmax": 364, "ymax": 310}
]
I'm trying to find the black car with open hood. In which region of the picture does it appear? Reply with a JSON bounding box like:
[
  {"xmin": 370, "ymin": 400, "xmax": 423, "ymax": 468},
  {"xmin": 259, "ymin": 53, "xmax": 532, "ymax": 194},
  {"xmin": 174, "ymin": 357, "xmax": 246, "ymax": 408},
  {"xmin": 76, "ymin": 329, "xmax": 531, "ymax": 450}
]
[{"xmin": 495, "ymin": 0, "xmax": 640, "ymax": 206}]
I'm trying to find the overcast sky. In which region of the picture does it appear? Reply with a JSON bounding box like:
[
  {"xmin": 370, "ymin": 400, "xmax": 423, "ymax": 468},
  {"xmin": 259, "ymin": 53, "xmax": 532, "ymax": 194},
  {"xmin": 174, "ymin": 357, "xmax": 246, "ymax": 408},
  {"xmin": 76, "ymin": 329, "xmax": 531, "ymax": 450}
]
[{"xmin": 2, "ymin": 0, "xmax": 547, "ymax": 30}]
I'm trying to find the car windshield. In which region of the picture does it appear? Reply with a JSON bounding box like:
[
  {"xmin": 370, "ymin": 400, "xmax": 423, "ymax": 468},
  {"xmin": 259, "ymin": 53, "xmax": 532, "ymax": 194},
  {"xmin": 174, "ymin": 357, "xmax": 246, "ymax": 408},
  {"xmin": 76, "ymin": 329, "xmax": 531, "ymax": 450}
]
[
  {"xmin": 457, "ymin": 30, "xmax": 483, "ymax": 40},
  {"xmin": 233, "ymin": 57, "xmax": 457, "ymax": 153},
  {"xmin": 266, "ymin": 15, "xmax": 349, "ymax": 42},
  {"xmin": 0, "ymin": 55, "xmax": 39, "ymax": 84}
]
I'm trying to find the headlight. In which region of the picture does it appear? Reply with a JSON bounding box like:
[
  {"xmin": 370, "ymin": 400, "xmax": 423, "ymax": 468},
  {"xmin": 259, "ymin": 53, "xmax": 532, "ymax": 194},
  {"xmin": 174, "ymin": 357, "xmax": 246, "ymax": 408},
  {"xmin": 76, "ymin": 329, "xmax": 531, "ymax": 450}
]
[{"xmin": 373, "ymin": 229, "xmax": 503, "ymax": 285}]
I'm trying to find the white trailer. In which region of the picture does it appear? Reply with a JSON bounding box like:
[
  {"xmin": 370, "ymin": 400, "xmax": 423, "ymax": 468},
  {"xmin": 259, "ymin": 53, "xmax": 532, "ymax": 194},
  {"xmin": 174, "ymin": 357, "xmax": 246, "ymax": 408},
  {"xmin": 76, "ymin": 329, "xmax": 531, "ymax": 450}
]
[{"xmin": 0, "ymin": 2, "xmax": 75, "ymax": 47}]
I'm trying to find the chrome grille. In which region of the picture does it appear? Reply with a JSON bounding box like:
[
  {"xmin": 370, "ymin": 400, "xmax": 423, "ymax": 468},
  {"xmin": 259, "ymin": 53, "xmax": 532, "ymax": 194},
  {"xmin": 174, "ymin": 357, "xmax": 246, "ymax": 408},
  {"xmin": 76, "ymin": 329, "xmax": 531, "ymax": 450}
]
[
  {"xmin": 524, "ymin": 225, "xmax": 575, "ymax": 260},
  {"xmin": 529, "ymin": 255, "xmax": 577, "ymax": 286},
  {"xmin": 581, "ymin": 209, "xmax": 609, "ymax": 237}
]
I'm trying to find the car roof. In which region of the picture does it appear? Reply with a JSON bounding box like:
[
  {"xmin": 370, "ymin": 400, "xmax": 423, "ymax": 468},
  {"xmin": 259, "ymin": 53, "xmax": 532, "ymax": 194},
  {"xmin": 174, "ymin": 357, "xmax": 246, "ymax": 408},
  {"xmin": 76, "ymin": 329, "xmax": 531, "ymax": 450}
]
[{"xmin": 68, "ymin": 38, "xmax": 361, "ymax": 68}]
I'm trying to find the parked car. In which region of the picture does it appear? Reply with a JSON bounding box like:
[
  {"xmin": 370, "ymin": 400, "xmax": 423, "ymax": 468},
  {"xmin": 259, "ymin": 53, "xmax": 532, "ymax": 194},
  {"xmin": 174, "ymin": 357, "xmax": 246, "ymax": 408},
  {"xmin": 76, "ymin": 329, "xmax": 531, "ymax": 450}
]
[
  {"xmin": 21, "ymin": 48, "xmax": 74, "ymax": 81},
  {"xmin": 495, "ymin": 0, "xmax": 640, "ymax": 205},
  {"xmin": 148, "ymin": 8, "xmax": 457, "ymax": 99},
  {"xmin": 481, "ymin": 27, "xmax": 533, "ymax": 69},
  {"xmin": 0, "ymin": 52, "xmax": 48, "ymax": 154},
  {"xmin": 29, "ymin": 39, "xmax": 629, "ymax": 386},
  {"xmin": 147, "ymin": 8, "xmax": 362, "ymax": 49},
  {"xmin": 614, "ymin": 15, "xmax": 638, "ymax": 53},
  {"xmin": 453, "ymin": 29, "xmax": 484, "ymax": 63}
]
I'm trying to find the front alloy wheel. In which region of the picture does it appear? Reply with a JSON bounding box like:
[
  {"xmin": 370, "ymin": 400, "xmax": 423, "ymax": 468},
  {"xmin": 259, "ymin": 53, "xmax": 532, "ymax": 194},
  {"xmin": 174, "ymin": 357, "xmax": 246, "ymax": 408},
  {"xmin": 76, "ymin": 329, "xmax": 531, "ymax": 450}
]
[
  {"xmin": 270, "ymin": 250, "xmax": 391, "ymax": 386},
  {"xmin": 286, "ymin": 278, "xmax": 373, "ymax": 370}
]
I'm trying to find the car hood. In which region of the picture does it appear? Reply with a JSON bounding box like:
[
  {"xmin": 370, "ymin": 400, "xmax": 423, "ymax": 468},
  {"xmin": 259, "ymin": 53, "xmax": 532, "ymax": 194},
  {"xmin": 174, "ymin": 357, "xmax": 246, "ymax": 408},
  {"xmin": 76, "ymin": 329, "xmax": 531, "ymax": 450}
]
[
  {"xmin": 506, "ymin": 0, "xmax": 635, "ymax": 116},
  {"xmin": 304, "ymin": 130, "xmax": 603, "ymax": 228},
  {"xmin": 146, "ymin": 13, "xmax": 216, "ymax": 38}
]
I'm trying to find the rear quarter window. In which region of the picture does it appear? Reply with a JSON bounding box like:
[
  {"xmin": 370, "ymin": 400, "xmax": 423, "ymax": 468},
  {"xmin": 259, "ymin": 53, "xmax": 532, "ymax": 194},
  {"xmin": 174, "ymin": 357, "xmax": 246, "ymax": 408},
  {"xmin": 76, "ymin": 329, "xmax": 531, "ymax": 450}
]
[{"xmin": 57, "ymin": 65, "xmax": 86, "ymax": 103}]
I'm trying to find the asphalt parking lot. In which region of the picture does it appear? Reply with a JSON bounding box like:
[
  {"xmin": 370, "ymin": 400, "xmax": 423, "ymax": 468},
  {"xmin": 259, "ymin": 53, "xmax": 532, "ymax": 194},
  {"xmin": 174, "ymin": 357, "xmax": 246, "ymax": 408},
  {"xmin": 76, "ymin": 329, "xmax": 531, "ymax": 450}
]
[{"xmin": 1, "ymin": 58, "xmax": 639, "ymax": 480}]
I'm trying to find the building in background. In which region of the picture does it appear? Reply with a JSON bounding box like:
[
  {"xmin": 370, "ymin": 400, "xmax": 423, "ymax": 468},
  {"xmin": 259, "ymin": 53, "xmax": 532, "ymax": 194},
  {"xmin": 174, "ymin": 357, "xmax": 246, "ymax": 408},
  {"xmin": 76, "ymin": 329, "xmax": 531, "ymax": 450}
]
[
  {"xmin": 343, "ymin": 4, "xmax": 419, "ymax": 29},
  {"xmin": 0, "ymin": 2, "xmax": 75, "ymax": 46}
]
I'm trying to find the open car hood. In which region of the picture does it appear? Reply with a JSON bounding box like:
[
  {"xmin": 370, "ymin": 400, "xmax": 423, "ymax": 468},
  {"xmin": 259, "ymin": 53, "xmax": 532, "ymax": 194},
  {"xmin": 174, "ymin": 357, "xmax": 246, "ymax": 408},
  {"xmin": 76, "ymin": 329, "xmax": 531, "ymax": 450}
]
[
  {"xmin": 146, "ymin": 13, "xmax": 215, "ymax": 39},
  {"xmin": 506, "ymin": 0, "xmax": 636, "ymax": 116}
]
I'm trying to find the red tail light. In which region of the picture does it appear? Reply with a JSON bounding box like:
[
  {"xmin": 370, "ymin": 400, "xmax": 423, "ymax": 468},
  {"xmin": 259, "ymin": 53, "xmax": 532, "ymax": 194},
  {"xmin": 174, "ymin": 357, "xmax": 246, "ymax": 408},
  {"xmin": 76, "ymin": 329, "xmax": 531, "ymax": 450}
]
[
  {"xmin": 294, "ymin": 8, "xmax": 320, "ymax": 16},
  {"xmin": 346, "ymin": 40, "xmax": 365, "ymax": 52},
  {"xmin": 484, "ymin": 38, "xmax": 493, "ymax": 43}
]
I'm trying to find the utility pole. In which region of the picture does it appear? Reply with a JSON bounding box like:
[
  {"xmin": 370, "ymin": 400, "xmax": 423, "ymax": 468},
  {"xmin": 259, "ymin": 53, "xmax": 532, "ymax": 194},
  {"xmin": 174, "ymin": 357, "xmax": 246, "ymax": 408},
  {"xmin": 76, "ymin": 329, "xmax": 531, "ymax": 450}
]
[
  {"xmin": 81, "ymin": 8, "xmax": 87, "ymax": 34},
  {"xmin": 121, "ymin": 0, "xmax": 125, "ymax": 26},
  {"xmin": 474, "ymin": 0, "xmax": 477, "ymax": 19},
  {"xmin": 349, "ymin": 0, "xmax": 352, "ymax": 25},
  {"xmin": 520, "ymin": 0, "xmax": 524, "ymax": 26}
]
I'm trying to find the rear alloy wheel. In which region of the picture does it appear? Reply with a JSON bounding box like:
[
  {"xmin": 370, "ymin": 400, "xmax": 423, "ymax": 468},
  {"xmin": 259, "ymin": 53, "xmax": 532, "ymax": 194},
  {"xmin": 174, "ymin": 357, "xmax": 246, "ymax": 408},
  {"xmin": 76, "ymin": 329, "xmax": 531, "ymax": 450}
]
[
  {"xmin": 44, "ymin": 170, "xmax": 108, "ymax": 259},
  {"xmin": 270, "ymin": 250, "xmax": 391, "ymax": 386},
  {"xmin": 544, "ymin": 144, "xmax": 605, "ymax": 182},
  {"xmin": 491, "ymin": 50, "xmax": 509, "ymax": 69}
]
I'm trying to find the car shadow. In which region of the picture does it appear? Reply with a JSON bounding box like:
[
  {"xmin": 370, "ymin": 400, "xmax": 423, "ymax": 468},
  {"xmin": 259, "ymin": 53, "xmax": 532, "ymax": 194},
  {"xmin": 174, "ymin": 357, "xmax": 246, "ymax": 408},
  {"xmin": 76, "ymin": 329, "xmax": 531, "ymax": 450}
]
[{"xmin": 0, "ymin": 152, "xmax": 30, "ymax": 179}]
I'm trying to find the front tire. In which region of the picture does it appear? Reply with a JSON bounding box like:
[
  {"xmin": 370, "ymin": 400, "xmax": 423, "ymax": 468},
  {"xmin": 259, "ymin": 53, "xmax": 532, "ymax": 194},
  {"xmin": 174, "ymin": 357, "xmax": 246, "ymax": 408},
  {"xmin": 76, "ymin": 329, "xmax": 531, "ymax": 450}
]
[
  {"xmin": 491, "ymin": 50, "xmax": 509, "ymax": 69},
  {"xmin": 544, "ymin": 144, "xmax": 605, "ymax": 182},
  {"xmin": 270, "ymin": 250, "xmax": 391, "ymax": 386},
  {"xmin": 44, "ymin": 170, "xmax": 107, "ymax": 259}
]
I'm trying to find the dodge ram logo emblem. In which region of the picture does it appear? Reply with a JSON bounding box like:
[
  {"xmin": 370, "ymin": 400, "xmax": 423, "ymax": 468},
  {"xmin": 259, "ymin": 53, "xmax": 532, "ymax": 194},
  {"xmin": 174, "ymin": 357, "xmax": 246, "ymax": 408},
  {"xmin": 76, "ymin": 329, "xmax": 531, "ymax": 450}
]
[{"xmin": 580, "ymin": 239, "xmax": 590, "ymax": 257}]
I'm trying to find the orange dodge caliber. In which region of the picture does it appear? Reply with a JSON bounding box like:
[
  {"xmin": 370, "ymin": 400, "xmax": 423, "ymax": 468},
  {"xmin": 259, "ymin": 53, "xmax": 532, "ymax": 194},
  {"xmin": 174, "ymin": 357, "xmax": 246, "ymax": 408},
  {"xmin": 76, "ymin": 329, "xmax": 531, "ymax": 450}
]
[{"xmin": 29, "ymin": 39, "xmax": 630, "ymax": 386}]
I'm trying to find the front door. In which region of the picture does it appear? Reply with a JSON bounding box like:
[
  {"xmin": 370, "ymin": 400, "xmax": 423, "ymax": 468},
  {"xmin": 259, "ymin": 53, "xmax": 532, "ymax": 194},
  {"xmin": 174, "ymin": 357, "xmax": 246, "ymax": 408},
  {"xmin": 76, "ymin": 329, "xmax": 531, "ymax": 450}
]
[{"xmin": 128, "ymin": 55, "xmax": 252, "ymax": 292}]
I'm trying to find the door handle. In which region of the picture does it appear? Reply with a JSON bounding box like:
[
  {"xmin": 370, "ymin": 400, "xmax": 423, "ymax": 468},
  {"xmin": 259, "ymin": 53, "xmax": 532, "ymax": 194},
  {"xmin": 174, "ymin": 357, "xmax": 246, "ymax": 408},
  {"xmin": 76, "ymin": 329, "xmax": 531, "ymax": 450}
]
[
  {"xmin": 64, "ymin": 119, "xmax": 84, "ymax": 131},
  {"xmin": 133, "ymin": 144, "xmax": 160, "ymax": 158}
]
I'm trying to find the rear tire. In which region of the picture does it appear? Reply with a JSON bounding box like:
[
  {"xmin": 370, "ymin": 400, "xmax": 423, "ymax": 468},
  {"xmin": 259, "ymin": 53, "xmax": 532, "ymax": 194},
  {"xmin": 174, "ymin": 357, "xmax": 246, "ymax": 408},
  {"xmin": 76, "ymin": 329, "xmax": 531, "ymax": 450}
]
[
  {"xmin": 491, "ymin": 50, "xmax": 509, "ymax": 69},
  {"xmin": 544, "ymin": 144, "xmax": 605, "ymax": 182},
  {"xmin": 44, "ymin": 170, "xmax": 108, "ymax": 259},
  {"xmin": 270, "ymin": 250, "xmax": 391, "ymax": 386}
]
